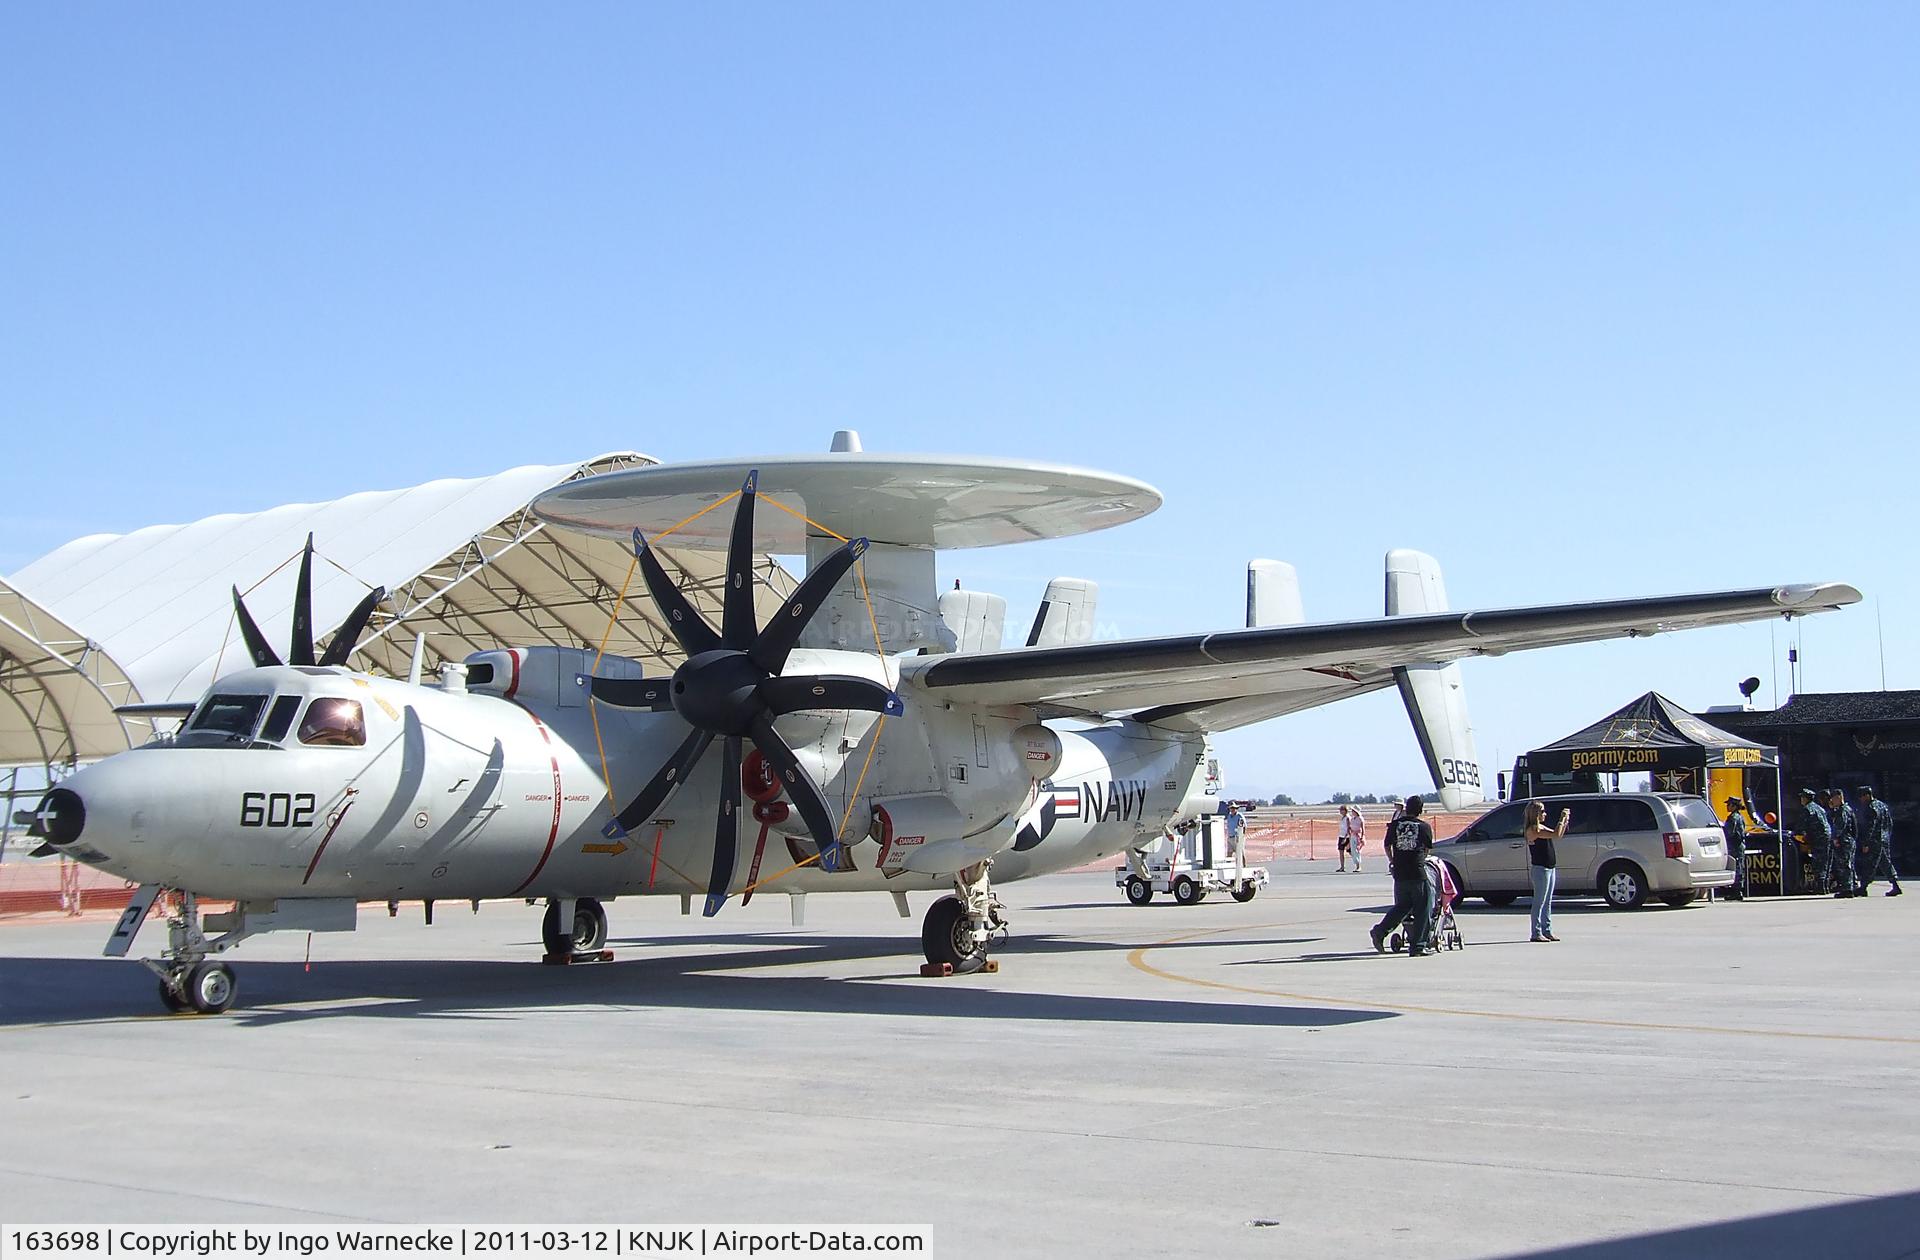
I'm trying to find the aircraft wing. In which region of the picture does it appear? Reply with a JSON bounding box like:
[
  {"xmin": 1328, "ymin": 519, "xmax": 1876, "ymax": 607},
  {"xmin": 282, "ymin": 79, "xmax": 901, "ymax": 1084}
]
[{"xmin": 899, "ymin": 582, "xmax": 1860, "ymax": 729}]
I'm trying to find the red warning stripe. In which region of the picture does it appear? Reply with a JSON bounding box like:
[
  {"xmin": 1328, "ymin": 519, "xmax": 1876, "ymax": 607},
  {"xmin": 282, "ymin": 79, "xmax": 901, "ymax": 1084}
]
[{"xmin": 510, "ymin": 711, "xmax": 566, "ymax": 895}]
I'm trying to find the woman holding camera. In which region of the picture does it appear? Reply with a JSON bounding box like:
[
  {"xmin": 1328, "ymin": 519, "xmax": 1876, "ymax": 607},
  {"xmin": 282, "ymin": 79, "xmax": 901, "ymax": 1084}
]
[{"xmin": 1523, "ymin": 801, "xmax": 1570, "ymax": 942}]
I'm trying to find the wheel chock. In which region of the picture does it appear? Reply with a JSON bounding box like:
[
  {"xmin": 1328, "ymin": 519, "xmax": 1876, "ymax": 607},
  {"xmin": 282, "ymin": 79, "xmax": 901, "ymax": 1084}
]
[
  {"xmin": 917, "ymin": 959, "xmax": 999, "ymax": 978},
  {"xmin": 542, "ymin": 949, "xmax": 615, "ymax": 966}
]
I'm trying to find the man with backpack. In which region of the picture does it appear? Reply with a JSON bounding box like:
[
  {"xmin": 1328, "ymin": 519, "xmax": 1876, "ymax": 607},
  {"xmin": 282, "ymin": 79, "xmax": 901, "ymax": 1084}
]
[{"xmin": 1371, "ymin": 796, "xmax": 1436, "ymax": 957}]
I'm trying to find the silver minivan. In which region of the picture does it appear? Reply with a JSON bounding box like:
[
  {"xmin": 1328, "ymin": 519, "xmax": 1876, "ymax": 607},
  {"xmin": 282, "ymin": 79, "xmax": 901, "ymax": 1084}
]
[{"xmin": 1438, "ymin": 793, "xmax": 1734, "ymax": 909}]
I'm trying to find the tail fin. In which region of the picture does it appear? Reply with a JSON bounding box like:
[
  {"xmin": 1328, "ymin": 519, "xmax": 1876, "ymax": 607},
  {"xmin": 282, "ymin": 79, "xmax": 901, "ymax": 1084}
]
[
  {"xmin": 1246, "ymin": 559, "xmax": 1304, "ymax": 627},
  {"xmin": 1025, "ymin": 578, "xmax": 1098, "ymax": 647},
  {"xmin": 1385, "ymin": 549, "xmax": 1484, "ymax": 809}
]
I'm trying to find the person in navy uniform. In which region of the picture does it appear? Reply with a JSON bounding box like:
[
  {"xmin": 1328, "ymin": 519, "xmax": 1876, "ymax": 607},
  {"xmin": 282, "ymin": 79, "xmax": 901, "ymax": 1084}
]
[
  {"xmin": 1370, "ymin": 796, "xmax": 1436, "ymax": 957},
  {"xmin": 1795, "ymin": 787, "xmax": 1830, "ymax": 894},
  {"xmin": 1825, "ymin": 787, "xmax": 1859, "ymax": 898},
  {"xmin": 1721, "ymin": 795, "xmax": 1750, "ymax": 900},
  {"xmin": 1855, "ymin": 785, "xmax": 1902, "ymax": 897}
]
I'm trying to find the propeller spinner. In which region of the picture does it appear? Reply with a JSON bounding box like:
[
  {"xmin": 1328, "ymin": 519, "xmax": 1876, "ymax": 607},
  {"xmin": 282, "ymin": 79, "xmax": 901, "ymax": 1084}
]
[{"xmin": 588, "ymin": 472, "xmax": 903, "ymax": 916}]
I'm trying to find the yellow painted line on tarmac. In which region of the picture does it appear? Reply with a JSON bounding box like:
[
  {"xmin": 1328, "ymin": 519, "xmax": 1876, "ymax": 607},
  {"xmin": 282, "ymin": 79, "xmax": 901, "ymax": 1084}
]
[{"xmin": 1127, "ymin": 921, "xmax": 1920, "ymax": 1046}]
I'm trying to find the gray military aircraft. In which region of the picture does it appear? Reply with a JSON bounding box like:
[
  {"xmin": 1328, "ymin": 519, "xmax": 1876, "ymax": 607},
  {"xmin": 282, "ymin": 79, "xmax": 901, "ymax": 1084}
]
[{"xmin": 24, "ymin": 441, "xmax": 1860, "ymax": 1012}]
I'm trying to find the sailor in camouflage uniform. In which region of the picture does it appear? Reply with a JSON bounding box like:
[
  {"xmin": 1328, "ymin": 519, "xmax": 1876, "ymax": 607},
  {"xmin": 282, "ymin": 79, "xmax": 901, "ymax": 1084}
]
[
  {"xmin": 1825, "ymin": 787, "xmax": 1859, "ymax": 898},
  {"xmin": 1855, "ymin": 785, "xmax": 1902, "ymax": 897},
  {"xmin": 1795, "ymin": 787, "xmax": 1830, "ymax": 894}
]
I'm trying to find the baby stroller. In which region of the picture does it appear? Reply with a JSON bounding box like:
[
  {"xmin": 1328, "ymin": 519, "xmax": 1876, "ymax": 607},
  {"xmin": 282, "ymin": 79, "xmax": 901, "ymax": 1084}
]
[{"xmin": 1390, "ymin": 855, "xmax": 1465, "ymax": 953}]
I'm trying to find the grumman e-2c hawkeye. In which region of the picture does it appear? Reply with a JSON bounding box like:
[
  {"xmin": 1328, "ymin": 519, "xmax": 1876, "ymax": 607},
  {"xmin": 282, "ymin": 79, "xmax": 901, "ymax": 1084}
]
[{"xmin": 25, "ymin": 437, "xmax": 1860, "ymax": 1012}]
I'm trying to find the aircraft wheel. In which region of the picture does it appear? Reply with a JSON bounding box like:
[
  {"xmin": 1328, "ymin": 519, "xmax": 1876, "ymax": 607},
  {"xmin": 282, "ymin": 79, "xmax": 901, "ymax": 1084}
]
[
  {"xmin": 158, "ymin": 973, "xmax": 192, "ymax": 1013},
  {"xmin": 1232, "ymin": 883, "xmax": 1259, "ymax": 903},
  {"xmin": 1172, "ymin": 876, "xmax": 1202, "ymax": 906},
  {"xmin": 1124, "ymin": 876, "xmax": 1153, "ymax": 906},
  {"xmin": 543, "ymin": 898, "xmax": 608, "ymax": 955},
  {"xmin": 186, "ymin": 961, "xmax": 237, "ymax": 1014},
  {"xmin": 921, "ymin": 895, "xmax": 988, "ymax": 974}
]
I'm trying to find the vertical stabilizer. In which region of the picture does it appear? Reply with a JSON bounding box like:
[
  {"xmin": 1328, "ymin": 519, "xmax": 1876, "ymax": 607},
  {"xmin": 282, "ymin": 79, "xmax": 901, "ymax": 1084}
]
[
  {"xmin": 1385, "ymin": 549, "xmax": 1484, "ymax": 809},
  {"xmin": 1025, "ymin": 577, "xmax": 1098, "ymax": 647},
  {"xmin": 940, "ymin": 588, "xmax": 1008, "ymax": 654},
  {"xmin": 1246, "ymin": 560, "xmax": 1304, "ymax": 627}
]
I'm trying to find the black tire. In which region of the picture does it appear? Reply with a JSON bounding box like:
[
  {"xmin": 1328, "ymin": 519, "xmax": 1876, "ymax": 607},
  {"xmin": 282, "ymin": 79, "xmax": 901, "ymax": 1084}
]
[
  {"xmin": 186, "ymin": 961, "xmax": 236, "ymax": 1014},
  {"xmin": 1231, "ymin": 883, "xmax": 1258, "ymax": 903},
  {"xmin": 1600, "ymin": 861, "xmax": 1649, "ymax": 910},
  {"xmin": 1482, "ymin": 893, "xmax": 1519, "ymax": 908},
  {"xmin": 543, "ymin": 898, "xmax": 608, "ymax": 955},
  {"xmin": 158, "ymin": 975, "xmax": 192, "ymax": 1013},
  {"xmin": 921, "ymin": 894, "xmax": 987, "ymax": 974},
  {"xmin": 1173, "ymin": 876, "xmax": 1202, "ymax": 906},
  {"xmin": 1125, "ymin": 876, "xmax": 1153, "ymax": 906},
  {"xmin": 1660, "ymin": 891, "xmax": 1700, "ymax": 908}
]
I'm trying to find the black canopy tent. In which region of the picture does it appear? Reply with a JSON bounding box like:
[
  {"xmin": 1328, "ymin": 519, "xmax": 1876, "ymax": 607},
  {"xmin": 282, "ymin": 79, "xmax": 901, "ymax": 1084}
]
[{"xmin": 1516, "ymin": 691, "xmax": 1779, "ymax": 798}]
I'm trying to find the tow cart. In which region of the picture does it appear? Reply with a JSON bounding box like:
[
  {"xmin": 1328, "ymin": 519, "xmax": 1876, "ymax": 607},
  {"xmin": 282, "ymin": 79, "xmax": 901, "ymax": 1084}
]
[{"xmin": 1117, "ymin": 815, "xmax": 1269, "ymax": 906}]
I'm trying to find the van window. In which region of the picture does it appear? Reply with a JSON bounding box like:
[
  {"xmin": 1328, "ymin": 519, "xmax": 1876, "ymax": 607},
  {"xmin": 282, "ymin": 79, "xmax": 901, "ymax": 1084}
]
[
  {"xmin": 1475, "ymin": 803, "xmax": 1527, "ymax": 841},
  {"xmin": 1570, "ymin": 798, "xmax": 1657, "ymax": 834},
  {"xmin": 1667, "ymin": 797, "xmax": 1722, "ymax": 830},
  {"xmin": 297, "ymin": 698, "xmax": 366, "ymax": 747}
]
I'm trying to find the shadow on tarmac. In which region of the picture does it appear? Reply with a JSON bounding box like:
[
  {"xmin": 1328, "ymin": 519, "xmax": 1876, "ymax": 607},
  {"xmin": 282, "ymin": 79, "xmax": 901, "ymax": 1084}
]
[
  {"xmin": 1489, "ymin": 1189, "xmax": 1920, "ymax": 1259},
  {"xmin": 0, "ymin": 930, "xmax": 1397, "ymax": 1031}
]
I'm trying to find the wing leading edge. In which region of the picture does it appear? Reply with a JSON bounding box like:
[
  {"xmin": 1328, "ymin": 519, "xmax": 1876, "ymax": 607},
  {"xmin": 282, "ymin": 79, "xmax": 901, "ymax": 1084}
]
[{"xmin": 901, "ymin": 582, "xmax": 1860, "ymax": 729}]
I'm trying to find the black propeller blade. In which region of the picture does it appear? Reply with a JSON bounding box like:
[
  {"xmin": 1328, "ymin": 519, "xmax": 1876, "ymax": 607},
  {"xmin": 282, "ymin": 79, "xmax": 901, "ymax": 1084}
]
[
  {"xmin": 230, "ymin": 537, "xmax": 386, "ymax": 674},
  {"xmin": 706, "ymin": 736, "xmax": 743, "ymax": 917},
  {"xmin": 233, "ymin": 586, "xmax": 282, "ymax": 668},
  {"xmin": 289, "ymin": 534, "xmax": 316, "ymax": 666},
  {"xmin": 750, "ymin": 536, "xmax": 869, "ymax": 676},
  {"xmin": 591, "ymin": 471, "xmax": 901, "ymax": 912},
  {"xmin": 586, "ymin": 677, "xmax": 673, "ymax": 710},
  {"xmin": 760, "ymin": 675, "xmax": 905, "ymax": 719},
  {"xmin": 604, "ymin": 725, "xmax": 716, "ymax": 838},
  {"xmin": 319, "ymin": 584, "xmax": 387, "ymax": 667}
]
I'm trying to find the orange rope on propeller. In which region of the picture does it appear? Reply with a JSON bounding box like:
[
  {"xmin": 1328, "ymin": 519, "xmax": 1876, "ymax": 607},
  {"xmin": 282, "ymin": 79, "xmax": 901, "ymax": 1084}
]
[
  {"xmin": 651, "ymin": 489, "xmax": 742, "ymax": 542},
  {"xmin": 760, "ymin": 493, "xmax": 850, "ymax": 543}
]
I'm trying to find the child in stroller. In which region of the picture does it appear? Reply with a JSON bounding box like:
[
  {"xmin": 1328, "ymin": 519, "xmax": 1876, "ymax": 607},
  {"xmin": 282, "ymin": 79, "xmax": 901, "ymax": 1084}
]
[{"xmin": 1389, "ymin": 855, "xmax": 1465, "ymax": 953}]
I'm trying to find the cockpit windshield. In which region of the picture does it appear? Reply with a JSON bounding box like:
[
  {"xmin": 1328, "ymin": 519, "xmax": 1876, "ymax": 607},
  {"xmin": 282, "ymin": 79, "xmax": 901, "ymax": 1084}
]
[
  {"xmin": 297, "ymin": 697, "xmax": 366, "ymax": 747},
  {"xmin": 178, "ymin": 693, "xmax": 270, "ymax": 746}
]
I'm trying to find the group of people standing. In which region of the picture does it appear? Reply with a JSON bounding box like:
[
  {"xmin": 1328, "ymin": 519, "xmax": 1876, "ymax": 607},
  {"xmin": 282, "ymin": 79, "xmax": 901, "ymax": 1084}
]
[{"xmin": 1788, "ymin": 784, "xmax": 1903, "ymax": 898}]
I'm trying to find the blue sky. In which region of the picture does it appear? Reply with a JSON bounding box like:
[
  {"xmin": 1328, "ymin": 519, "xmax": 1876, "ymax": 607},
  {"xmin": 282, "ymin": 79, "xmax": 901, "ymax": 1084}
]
[{"xmin": 4, "ymin": 4, "xmax": 1915, "ymax": 798}]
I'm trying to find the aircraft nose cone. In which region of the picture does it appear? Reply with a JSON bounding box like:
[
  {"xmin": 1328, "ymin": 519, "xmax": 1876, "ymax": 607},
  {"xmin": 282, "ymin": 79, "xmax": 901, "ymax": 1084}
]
[{"xmin": 27, "ymin": 787, "xmax": 86, "ymax": 847}]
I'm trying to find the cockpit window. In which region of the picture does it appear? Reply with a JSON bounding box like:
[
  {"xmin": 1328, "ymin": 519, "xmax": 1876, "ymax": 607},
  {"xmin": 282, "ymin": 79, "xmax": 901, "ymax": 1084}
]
[
  {"xmin": 297, "ymin": 697, "xmax": 366, "ymax": 747},
  {"xmin": 259, "ymin": 695, "xmax": 302, "ymax": 743},
  {"xmin": 188, "ymin": 694, "xmax": 269, "ymax": 740}
]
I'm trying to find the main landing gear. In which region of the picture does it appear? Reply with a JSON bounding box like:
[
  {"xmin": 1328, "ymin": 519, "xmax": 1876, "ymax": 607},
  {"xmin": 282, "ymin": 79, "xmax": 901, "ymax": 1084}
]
[
  {"xmin": 921, "ymin": 860, "xmax": 1006, "ymax": 975},
  {"xmin": 541, "ymin": 897, "xmax": 610, "ymax": 961}
]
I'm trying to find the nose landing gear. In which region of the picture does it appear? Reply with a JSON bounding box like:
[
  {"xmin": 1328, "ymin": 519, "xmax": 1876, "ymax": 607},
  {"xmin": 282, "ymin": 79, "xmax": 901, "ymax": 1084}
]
[
  {"xmin": 138, "ymin": 891, "xmax": 241, "ymax": 1014},
  {"xmin": 157, "ymin": 958, "xmax": 238, "ymax": 1014}
]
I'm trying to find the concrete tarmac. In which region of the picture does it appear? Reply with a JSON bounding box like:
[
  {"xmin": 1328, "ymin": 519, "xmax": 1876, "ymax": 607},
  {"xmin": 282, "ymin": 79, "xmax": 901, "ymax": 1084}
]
[{"xmin": 1, "ymin": 860, "xmax": 1915, "ymax": 1259}]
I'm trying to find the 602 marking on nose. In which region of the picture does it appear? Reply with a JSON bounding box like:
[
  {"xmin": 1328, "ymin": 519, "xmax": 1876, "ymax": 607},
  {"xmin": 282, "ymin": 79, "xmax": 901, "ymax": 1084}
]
[{"xmin": 239, "ymin": 791, "xmax": 317, "ymax": 828}]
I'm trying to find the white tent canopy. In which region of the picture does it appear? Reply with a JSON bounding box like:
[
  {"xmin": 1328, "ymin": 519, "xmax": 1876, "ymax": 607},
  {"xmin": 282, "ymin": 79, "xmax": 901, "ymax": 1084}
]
[
  {"xmin": 0, "ymin": 578, "xmax": 144, "ymax": 767},
  {"xmin": 6, "ymin": 453, "xmax": 798, "ymax": 730}
]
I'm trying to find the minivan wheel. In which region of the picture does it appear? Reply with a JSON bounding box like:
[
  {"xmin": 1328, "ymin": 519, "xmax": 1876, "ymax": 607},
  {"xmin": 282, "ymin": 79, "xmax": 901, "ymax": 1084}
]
[
  {"xmin": 1600, "ymin": 862, "xmax": 1648, "ymax": 909},
  {"xmin": 1482, "ymin": 893, "xmax": 1519, "ymax": 908},
  {"xmin": 1660, "ymin": 891, "xmax": 1700, "ymax": 908}
]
